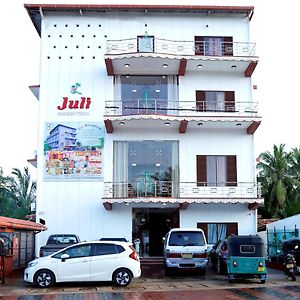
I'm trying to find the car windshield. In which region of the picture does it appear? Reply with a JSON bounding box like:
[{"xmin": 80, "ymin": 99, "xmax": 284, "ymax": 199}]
[
  {"xmin": 48, "ymin": 235, "xmax": 77, "ymax": 244},
  {"xmin": 169, "ymin": 231, "xmax": 205, "ymax": 246}
]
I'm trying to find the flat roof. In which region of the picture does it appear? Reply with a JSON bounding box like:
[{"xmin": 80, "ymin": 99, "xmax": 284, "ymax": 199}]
[{"xmin": 24, "ymin": 4, "xmax": 254, "ymax": 36}]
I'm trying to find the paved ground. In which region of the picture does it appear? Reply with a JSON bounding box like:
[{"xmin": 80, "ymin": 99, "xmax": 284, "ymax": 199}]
[{"xmin": 1, "ymin": 267, "xmax": 300, "ymax": 298}]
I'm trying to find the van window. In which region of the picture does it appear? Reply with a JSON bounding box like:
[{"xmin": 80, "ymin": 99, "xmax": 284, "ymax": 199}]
[{"xmin": 169, "ymin": 231, "xmax": 205, "ymax": 246}]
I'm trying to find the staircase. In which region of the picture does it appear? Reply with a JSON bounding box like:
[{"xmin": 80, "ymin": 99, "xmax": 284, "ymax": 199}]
[{"xmin": 140, "ymin": 257, "xmax": 164, "ymax": 278}]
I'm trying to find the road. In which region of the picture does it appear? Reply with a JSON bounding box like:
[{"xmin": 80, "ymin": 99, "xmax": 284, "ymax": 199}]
[{"xmin": 1, "ymin": 268, "xmax": 300, "ymax": 299}]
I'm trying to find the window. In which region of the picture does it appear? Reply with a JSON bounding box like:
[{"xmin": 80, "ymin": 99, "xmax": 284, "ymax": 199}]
[
  {"xmin": 197, "ymin": 223, "xmax": 238, "ymax": 244},
  {"xmin": 169, "ymin": 231, "xmax": 205, "ymax": 246},
  {"xmin": 196, "ymin": 91, "xmax": 235, "ymax": 112},
  {"xmin": 196, "ymin": 155, "xmax": 237, "ymax": 186},
  {"xmin": 137, "ymin": 35, "xmax": 154, "ymax": 52},
  {"xmin": 240, "ymin": 245, "xmax": 255, "ymax": 253},
  {"xmin": 53, "ymin": 244, "xmax": 92, "ymax": 259},
  {"xmin": 194, "ymin": 36, "xmax": 233, "ymax": 56},
  {"xmin": 92, "ymin": 243, "xmax": 124, "ymax": 256},
  {"xmin": 114, "ymin": 75, "xmax": 178, "ymax": 116},
  {"xmin": 114, "ymin": 141, "xmax": 179, "ymax": 197}
]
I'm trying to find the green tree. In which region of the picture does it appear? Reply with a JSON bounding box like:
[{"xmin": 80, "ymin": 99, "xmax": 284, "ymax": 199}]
[
  {"xmin": 0, "ymin": 167, "xmax": 36, "ymax": 219},
  {"xmin": 257, "ymin": 144, "xmax": 292, "ymax": 218}
]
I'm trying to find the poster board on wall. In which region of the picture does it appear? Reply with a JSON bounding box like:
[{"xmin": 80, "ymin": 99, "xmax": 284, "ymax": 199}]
[{"xmin": 44, "ymin": 122, "xmax": 104, "ymax": 181}]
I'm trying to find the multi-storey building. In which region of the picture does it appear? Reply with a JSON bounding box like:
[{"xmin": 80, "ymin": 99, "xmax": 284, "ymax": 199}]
[{"xmin": 25, "ymin": 4, "xmax": 262, "ymax": 257}]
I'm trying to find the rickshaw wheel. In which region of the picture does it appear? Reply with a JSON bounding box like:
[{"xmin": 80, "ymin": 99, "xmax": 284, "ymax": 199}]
[{"xmin": 260, "ymin": 279, "xmax": 266, "ymax": 284}]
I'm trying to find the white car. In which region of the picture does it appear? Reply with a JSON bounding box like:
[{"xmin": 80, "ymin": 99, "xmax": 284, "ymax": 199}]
[{"xmin": 24, "ymin": 241, "xmax": 141, "ymax": 288}]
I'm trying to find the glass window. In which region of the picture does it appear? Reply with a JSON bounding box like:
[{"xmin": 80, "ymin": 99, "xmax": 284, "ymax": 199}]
[
  {"xmin": 0, "ymin": 232, "xmax": 13, "ymax": 255},
  {"xmin": 169, "ymin": 231, "xmax": 205, "ymax": 246},
  {"xmin": 113, "ymin": 141, "xmax": 179, "ymax": 197},
  {"xmin": 240, "ymin": 245, "xmax": 255, "ymax": 253},
  {"xmin": 92, "ymin": 243, "xmax": 124, "ymax": 256},
  {"xmin": 53, "ymin": 244, "xmax": 92, "ymax": 259},
  {"xmin": 114, "ymin": 75, "xmax": 178, "ymax": 116}
]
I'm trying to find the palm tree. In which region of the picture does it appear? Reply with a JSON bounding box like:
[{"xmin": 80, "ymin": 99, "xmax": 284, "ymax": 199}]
[
  {"xmin": 6, "ymin": 167, "xmax": 36, "ymax": 219},
  {"xmin": 0, "ymin": 167, "xmax": 14, "ymax": 216},
  {"xmin": 257, "ymin": 144, "xmax": 292, "ymax": 218}
]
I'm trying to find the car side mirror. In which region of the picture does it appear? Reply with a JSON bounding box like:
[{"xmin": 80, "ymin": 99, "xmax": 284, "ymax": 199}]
[{"xmin": 61, "ymin": 253, "xmax": 70, "ymax": 262}]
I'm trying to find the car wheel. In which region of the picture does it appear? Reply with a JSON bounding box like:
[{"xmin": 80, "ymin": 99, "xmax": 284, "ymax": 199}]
[
  {"xmin": 165, "ymin": 267, "xmax": 171, "ymax": 276},
  {"xmin": 113, "ymin": 268, "xmax": 132, "ymax": 287},
  {"xmin": 34, "ymin": 269, "xmax": 55, "ymax": 288},
  {"xmin": 217, "ymin": 258, "xmax": 222, "ymax": 275}
]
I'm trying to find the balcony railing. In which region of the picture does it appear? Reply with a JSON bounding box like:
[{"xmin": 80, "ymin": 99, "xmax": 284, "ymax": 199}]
[
  {"xmin": 106, "ymin": 38, "xmax": 256, "ymax": 57},
  {"xmin": 105, "ymin": 99, "xmax": 258, "ymax": 117},
  {"xmin": 103, "ymin": 181, "xmax": 262, "ymax": 200}
]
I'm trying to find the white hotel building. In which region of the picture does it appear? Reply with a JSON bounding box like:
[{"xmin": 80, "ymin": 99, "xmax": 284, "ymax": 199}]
[{"xmin": 25, "ymin": 4, "xmax": 263, "ymax": 257}]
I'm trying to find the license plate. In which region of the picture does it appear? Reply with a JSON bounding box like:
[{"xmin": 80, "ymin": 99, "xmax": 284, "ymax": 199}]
[
  {"xmin": 258, "ymin": 267, "xmax": 265, "ymax": 272},
  {"xmin": 182, "ymin": 253, "xmax": 192, "ymax": 259},
  {"xmin": 286, "ymin": 264, "xmax": 294, "ymax": 269}
]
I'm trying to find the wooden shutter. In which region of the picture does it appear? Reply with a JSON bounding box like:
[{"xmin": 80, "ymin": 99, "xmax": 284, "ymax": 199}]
[
  {"xmin": 225, "ymin": 91, "xmax": 235, "ymax": 112},
  {"xmin": 226, "ymin": 223, "xmax": 238, "ymax": 236},
  {"xmin": 223, "ymin": 36, "xmax": 233, "ymax": 56},
  {"xmin": 195, "ymin": 36, "xmax": 204, "ymax": 55},
  {"xmin": 197, "ymin": 155, "xmax": 207, "ymax": 186},
  {"xmin": 197, "ymin": 223, "xmax": 208, "ymax": 241},
  {"xmin": 196, "ymin": 91, "xmax": 206, "ymax": 111},
  {"xmin": 226, "ymin": 155, "xmax": 237, "ymax": 186}
]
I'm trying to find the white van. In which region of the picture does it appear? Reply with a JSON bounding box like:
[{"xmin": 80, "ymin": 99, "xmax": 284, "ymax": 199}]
[{"xmin": 163, "ymin": 228, "xmax": 208, "ymax": 275}]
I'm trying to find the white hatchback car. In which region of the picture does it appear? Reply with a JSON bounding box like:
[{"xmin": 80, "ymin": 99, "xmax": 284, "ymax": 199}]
[{"xmin": 24, "ymin": 241, "xmax": 141, "ymax": 288}]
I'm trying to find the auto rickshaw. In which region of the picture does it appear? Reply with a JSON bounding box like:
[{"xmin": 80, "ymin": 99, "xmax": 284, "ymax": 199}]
[{"xmin": 227, "ymin": 235, "xmax": 267, "ymax": 283}]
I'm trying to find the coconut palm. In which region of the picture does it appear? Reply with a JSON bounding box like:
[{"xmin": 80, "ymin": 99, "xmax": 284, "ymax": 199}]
[
  {"xmin": 257, "ymin": 144, "xmax": 293, "ymax": 218},
  {"xmin": 6, "ymin": 167, "xmax": 36, "ymax": 219}
]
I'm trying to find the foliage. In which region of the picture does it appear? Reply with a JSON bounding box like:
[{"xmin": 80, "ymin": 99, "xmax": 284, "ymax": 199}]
[
  {"xmin": 0, "ymin": 167, "xmax": 36, "ymax": 219},
  {"xmin": 257, "ymin": 144, "xmax": 300, "ymax": 219}
]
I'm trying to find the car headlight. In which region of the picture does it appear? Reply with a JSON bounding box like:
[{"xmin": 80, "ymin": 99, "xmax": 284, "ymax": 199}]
[{"xmin": 27, "ymin": 261, "xmax": 39, "ymax": 268}]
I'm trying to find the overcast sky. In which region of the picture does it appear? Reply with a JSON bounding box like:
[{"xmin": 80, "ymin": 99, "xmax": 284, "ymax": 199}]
[{"xmin": 1, "ymin": 0, "xmax": 299, "ymax": 176}]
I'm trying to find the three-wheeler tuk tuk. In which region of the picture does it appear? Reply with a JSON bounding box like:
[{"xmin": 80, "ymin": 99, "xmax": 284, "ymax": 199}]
[{"xmin": 227, "ymin": 235, "xmax": 267, "ymax": 283}]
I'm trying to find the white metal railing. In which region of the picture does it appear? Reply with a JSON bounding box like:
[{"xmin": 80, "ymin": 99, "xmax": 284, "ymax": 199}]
[
  {"xmin": 106, "ymin": 38, "xmax": 256, "ymax": 57},
  {"xmin": 103, "ymin": 181, "xmax": 261, "ymax": 199},
  {"xmin": 105, "ymin": 99, "xmax": 259, "ymax": 117}
]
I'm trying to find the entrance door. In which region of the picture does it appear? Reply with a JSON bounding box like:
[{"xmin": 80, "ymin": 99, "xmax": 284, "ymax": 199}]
[{"xmin": 132, "ymin": 208, "xmax": 179, "ymax": 257}]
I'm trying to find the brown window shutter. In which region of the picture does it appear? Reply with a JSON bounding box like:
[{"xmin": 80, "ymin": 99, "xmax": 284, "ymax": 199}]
[
  {"xmin": 226, "ymin": 155, "xmax": 237, "ymax": 186},
  {"xmin": 226, "ymin": 223, "xmax": 238, "ymax": 236},
  {"xmin": 223, "ymin": 36, "xmax": 233, "ymax": 56},
  {"xmin": 196, "ymin": 91, "xmax": 206, "ymax": 111},
  {"xmin": 225, "ymin": 91, "xmax": 235, "ymax": 112},
  {"xmin": 195, "ymin": 36, "xmax": 204, "ymax": 55},
  {"xmin": 197, "ymin": 223, "xmax": 208, "ymax": 241},
  {"xmin": 197, "ymin": 155, "xmax": 207, "ymax": 186}
]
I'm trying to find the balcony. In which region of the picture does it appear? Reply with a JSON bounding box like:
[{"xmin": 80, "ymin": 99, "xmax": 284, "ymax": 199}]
[
  {"xmin": 102, "ymin": 181, "xmax": 263, "ymax": 210},
  {"xmin": 103, "ymin": 99, "xmax": 261, "ymax": 134},
  {"xmin": 104, "ymin": 38, "xmax": 258, "ymax": 76}
]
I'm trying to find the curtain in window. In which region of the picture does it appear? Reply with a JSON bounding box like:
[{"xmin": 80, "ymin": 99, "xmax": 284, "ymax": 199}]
[
  {"xmin": 207, "ymin": 156, "xmax": 226, "ymax": 186},
  {"xmin": 217, "ymin": 224, "xmax": 227, "ymax": 240},
  {"xmin": 215, "ymin": 92, "xmax": 225, "ymax": 111},
  {"xmin": 208, "ymin": 223, "xmax": 217, "ymax": 244},
  {"xmin": 165, "ymin": 76, "xmax": 178, "ymax": 115},
  {"xmin": 114, "ymin": 76, "xmax": 122, "ymax": 114},
  {"xmin": 172, "ymin": 142, "xmax": 179, "ymax": 197},
  {"xmin": 208, "ymin": 223, "xmax": 227, "ymax": 244},
  {"xmin": 204, "ymin": 37, "xmax": 223, "ymax": 56},
  {"xmin": 113, "ymin": 141, "xmax": 128, "ymax": 197}
]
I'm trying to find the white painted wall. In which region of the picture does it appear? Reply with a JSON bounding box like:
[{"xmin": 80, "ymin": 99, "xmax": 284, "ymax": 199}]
[{"xmin": 35, "ymin": 10, "xmax": 256, "ymax": 253}]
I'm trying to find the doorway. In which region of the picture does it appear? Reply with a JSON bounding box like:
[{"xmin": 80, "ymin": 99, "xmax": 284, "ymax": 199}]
[{"xmin": 132, "ymin": 208, "xmax": 179, "ymax": 257}]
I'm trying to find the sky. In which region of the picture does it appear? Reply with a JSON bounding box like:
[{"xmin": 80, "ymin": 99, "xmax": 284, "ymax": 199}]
[{"xmin": 0, "ymin": 0, "xmax": 299, "ymax": 177}]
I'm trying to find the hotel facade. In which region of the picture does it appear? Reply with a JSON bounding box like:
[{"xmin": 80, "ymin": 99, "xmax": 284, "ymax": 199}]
[{"xmin": 25, "ymin": 4, "xmax": 262, "ymax": 257}]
